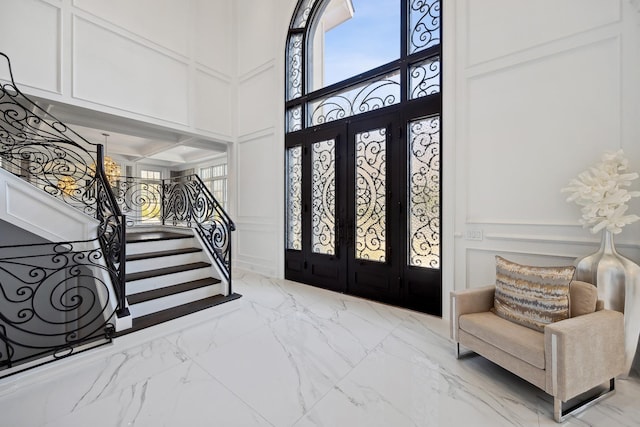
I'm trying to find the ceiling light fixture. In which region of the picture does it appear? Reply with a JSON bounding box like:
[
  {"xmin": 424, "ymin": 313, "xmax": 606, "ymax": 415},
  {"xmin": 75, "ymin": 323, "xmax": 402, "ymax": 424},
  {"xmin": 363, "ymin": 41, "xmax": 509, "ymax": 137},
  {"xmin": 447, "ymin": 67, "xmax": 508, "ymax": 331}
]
[{"xmin": 90, "ymin": 132, "xmax": 121, "ymax": 186}]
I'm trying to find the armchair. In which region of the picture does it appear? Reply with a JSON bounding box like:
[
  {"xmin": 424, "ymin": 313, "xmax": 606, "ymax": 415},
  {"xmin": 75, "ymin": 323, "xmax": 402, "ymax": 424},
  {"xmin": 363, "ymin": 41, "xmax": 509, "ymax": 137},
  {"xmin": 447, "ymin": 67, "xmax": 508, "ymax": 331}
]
[{"xmin": 451, "ymin": 281, "xmax": 625, "ymax": 422}]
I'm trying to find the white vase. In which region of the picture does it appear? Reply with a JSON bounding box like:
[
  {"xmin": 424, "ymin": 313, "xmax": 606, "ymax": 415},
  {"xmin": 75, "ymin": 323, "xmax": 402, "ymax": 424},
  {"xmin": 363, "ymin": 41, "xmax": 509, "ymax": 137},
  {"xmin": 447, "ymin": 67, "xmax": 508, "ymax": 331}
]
[{"xmin": 574, "ymin": 230, "xmax": 640, "ymax": 376}]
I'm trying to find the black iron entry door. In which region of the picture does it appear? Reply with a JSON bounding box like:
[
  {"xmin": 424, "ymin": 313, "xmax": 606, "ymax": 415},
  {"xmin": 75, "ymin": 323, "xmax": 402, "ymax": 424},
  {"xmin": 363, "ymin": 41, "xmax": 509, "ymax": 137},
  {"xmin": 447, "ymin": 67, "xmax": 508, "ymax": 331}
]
[{"xmin": 285, "ymin": 111, "xmax": 441, "ymax": 316}]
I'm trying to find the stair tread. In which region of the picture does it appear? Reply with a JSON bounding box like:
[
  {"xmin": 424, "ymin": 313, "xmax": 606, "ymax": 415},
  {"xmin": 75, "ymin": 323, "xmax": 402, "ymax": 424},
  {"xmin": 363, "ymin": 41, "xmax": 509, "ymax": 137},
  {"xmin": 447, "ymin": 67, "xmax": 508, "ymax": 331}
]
[
  {"xmin": 126, "ymin": 247, "xmax": 202, "ymax": 262},
  {"xmin": 117, "ymin": 293, "xmax": 242, "ymax": 336},
  {"xmin": 125, "ymin": 262, "xmax": 211, "ymax": 282},
  {"xmin": 126, "ymin": 231, "xmax": 192, "ymax": 243},
  {"xmin": 127, "ymin": 277, "xmax": 222, "ymax": 305}
]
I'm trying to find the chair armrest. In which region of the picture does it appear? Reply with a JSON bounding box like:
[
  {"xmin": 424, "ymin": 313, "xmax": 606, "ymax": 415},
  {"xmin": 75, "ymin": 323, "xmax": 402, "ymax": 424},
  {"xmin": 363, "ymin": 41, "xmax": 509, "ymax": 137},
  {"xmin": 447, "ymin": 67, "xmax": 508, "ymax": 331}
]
[
  {"xmin": 450, "ymin": 285, "xmax": 495, "ymax": 340},
  {"xmin": 544, "ymin": 309, "xmax": 625, "ymax": 401}
]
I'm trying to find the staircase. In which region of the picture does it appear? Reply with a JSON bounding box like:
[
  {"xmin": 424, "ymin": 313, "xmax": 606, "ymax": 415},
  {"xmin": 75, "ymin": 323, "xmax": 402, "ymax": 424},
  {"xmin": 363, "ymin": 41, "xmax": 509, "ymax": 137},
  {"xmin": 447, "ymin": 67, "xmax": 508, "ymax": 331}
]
[
  {"xmin": 122, "ymin": 228, "xmax": 241, "ymax": 334},
  {"xmin": 0, "ymin": 52, "xmax": 238, "ymax": 375}
]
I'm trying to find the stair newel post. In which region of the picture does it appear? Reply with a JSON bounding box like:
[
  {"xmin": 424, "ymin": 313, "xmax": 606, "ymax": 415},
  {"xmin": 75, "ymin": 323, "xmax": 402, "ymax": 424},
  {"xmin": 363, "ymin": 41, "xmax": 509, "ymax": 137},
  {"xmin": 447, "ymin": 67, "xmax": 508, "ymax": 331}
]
[
  {"xmin": 117, "ymin": 213, "xmax": 129, "ymax": 317},
  {"xmin": 228, "ymin": 230, "xmax": 233, "ymax": 294},
  {"xmin": 96, "ymin": 145, "xmax": 105, "ymax": 223},
  {"xmin": 161, "ymin": 178, "xmax": 166, "ymax": 225}
]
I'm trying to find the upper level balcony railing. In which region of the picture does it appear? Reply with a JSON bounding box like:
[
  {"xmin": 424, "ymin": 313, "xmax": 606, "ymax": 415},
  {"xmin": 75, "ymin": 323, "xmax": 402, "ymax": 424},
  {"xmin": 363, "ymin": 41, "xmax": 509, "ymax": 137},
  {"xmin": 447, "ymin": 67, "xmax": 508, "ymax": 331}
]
[{"xmin": 112, "ymin": 175, "xmax": 235, "ymax": 284}]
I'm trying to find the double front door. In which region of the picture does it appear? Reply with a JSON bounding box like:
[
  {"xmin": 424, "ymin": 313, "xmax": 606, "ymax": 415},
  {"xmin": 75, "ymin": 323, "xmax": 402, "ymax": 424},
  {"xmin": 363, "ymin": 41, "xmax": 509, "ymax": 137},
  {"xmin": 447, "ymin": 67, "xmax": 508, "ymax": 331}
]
[{"xmin": 285, "ymin": 110, "xmax": 441, "ymax": 315}]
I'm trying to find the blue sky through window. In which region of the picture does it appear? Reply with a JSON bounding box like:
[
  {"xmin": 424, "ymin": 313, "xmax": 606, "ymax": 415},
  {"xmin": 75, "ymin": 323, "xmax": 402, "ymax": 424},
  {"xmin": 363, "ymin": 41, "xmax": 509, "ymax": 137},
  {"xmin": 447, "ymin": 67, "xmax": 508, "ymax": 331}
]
[{"xmin": 323, "ymin": 0, "xmax": 400, "ymax": 87}]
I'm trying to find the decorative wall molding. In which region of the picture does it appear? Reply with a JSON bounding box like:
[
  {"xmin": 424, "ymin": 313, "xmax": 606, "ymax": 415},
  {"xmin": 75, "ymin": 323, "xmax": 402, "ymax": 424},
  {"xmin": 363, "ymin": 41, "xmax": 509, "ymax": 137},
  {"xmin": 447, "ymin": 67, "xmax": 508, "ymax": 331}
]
[
  {"xmin": 193, "ymin": 69, "xmax": 233, "ymax": 138},
  {"xmin": 236, "ymin": 224, "xmax": 279, "ymax": 277},
  {"xmin": 465, "ymin": 246, "xmax": 578, "ymax": 262},
  {"xmin": 195, "ymin": 63, "xmax": 233, "ymax": 84},
  {"xmin": 236, "ymin": 135, "xmax": 279, "ymax": 219},
  {"xmin": 4, "ymin": 0, "xmax": 235, "ymax": 143},
  {"xmin": 0, "ymin": 0, "xmax": 62, "ymax": 94},
  {"xmin": 71, "ymin": 16, "xmax": 190, "ymax": 126},
  {"xmin": 238, "ymin": 127, "xmax": 276, "ymax": 144},
  {"xmin": 234, "ymin": 259, "xmax": 278, "ymax": 278},
  {"xmin": 483, "ymin": 232, "xmax": 639, "ymax": 249},
  {"xmin": 466, "ymin": 30, "xmax": 621, "ymax": 81},
  {"xmin": 464, "ymin": 219, "xmax": 584, "ymax": 227},
  {"xmin": 465, "ymin": 36, "xmax": 621, "ymax": 226},
  {"xmin": 238, "ymin": 59, "xmax": 276, "ymax": 83},
  {"xmin": 235, "ymin": 218, "xmax": 279, "ymax": 226},
  {"xmin": 71, "ymin": 0, "xmax": 191, "ymax": 58},
  {"xmin": 237, "ymin": 68, "xmax": 277, "ymax": 135},
  {"xmin": 465, "ymin": 0, "xmax": 622, "ymax": 67}
]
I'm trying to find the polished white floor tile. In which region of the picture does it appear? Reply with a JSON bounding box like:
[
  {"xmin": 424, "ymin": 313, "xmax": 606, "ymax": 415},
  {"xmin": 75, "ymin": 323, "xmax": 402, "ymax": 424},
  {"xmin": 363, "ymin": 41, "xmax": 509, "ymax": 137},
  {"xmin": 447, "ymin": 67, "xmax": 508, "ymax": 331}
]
[
  {"xmin": 295, "ymin": 348, "xmax": 543, "ymax": 427},
  {"xmin": 193, "ymin": 307, "xmax": 373, "ymax": 426},
  {"xmin": 234, "ymin": 270, "xmax": 330, "ymax": 315},
  {"xmin": 166, "ymin": 297, "xmax": 281, "ymax": 359},
  {"xmin": 44, "ymin": 361, "xmax": 272, "ymax": 427},
  {"xmin": 1, "ymin": 269, "xmax": 639, "ymax": 427},
  {"xmin": 0, "ymin": 337, "xmax": 188, "ymax": 427},
  {"xmin": 305, "ymin": 291, "xmax": 412, "ymax": 333}
]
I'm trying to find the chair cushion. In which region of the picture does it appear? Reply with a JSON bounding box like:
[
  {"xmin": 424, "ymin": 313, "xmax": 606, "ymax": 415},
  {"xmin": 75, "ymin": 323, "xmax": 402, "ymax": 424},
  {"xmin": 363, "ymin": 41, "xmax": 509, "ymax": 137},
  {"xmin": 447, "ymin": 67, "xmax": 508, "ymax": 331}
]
[
  {"xmin": 459, "ymin": 312, "xmax": 546, "ymax": 369},
  {"xmin": 491, "ymin": 256, "xmax": 574, "ymax": 332},
  {"xmin": 570, "ymin": 280, "xmax": 598, "ymax": 317}
]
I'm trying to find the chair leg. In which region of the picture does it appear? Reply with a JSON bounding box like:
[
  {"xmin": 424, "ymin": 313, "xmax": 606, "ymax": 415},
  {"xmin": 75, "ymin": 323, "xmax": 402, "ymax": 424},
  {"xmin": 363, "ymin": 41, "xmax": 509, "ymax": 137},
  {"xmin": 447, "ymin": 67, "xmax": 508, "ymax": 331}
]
[
  {"xmin": 553, "ymin": 378, "xmax": 616, "ymax": 422},
  {"xmin": 553, "ymin": 397, "xmax": 562, "ymax": 423}
]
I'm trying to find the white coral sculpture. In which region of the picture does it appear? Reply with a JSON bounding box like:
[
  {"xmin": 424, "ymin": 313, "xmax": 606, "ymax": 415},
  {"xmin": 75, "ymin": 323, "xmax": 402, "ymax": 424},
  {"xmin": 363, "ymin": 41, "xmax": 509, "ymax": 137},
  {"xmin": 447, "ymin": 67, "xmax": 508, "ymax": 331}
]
[{"xmin": 562, "ymin": 150, "xmax": 640, "ymax": 234}]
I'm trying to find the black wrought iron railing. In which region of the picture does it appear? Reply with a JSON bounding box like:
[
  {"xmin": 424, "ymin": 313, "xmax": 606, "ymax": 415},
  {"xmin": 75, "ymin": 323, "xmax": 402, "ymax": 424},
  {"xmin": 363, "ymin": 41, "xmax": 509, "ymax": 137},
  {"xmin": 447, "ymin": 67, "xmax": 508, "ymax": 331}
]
[
  {"xmin": 0, "ymin": 240, "xmax": 117, "ymax": 371},
  {"xmin": 0, "ymin": 53, "xmax": 126, "ymax": 374},
  {"xmin": 112, "ymin": 175, "xmax": 235, "ymax": 284},
  {"xmin": 0, "ymin": 52, "xmax": 235, "ymax": 374}
]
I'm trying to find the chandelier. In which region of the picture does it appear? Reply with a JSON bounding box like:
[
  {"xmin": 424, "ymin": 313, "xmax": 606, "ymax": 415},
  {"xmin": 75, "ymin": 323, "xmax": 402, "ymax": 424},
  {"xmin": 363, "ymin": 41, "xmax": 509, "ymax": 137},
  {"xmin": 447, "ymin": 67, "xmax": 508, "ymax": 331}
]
[
  {"xmin": 90, "ymin": 132, "xmax": 121, "ymax": 186},
  {"xmin": 57, "ymin": 175, "xmax": 78, "ymax": 196}
]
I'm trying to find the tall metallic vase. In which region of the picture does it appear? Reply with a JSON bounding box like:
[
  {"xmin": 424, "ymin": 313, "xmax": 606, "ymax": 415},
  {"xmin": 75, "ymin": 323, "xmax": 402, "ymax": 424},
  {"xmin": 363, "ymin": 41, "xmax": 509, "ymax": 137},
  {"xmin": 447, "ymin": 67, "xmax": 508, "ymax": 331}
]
[{"xmin": 575, "ymin": 230, "xmax": 640, "ymax": 376}]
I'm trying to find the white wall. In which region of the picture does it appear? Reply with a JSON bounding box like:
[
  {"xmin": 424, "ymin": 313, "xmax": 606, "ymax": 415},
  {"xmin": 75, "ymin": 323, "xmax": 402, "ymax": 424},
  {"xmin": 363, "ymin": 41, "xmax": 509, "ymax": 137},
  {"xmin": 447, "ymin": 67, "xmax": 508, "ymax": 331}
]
[
  {"xmin": 451, "ymin": 0, "xmax": 640, "ymax": 316},
  {"xmin": 233, "ymin": 0, "xmax": 640, "ymax": 318},
  {"xmin": 230, "ymin": 0, "xmax": 295, "ymax": 276},
  {"xmin": 0, "ymin": 0, "xmax": 234, "ymax": 143}
]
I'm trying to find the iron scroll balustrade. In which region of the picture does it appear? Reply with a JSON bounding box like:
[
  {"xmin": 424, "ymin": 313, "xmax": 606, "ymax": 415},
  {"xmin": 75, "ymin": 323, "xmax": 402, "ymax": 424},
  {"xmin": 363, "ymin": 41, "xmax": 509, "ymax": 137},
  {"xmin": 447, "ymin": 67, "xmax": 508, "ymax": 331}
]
[
  {"xmin": 0, "ymin": 239, "xmax": 117, "ymax": 372},
  {"xmin": 165, "ymin": 175, "xmax": 235, "ymax": 284},
  {"xmin": 0, "ymin": 52, "xmax": 127, "ymax": 373},
  {"xmin": 111, "ymin": 175, "xmax": 235, "ymax": 285},
  {"xmin": 94, "ymin": 146, "xmax": 128, "ymax": 316}
]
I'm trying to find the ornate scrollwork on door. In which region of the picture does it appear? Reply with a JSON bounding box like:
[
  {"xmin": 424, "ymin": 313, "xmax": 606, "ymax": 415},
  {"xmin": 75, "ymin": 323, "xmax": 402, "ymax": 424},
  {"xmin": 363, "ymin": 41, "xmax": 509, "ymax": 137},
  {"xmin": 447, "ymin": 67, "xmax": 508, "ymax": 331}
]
[
  {"xmin": 311, "ymin": 139, "xmax": 336, "ymax": 255},
  {"xmin": 355, "ymin": 129, "xmax": 387, "ymax": 262},
  {"xmin": 286, "ymin": 146, "xmax": 303, "ymax": 250},
  {"xmin": 408, "ymin": 116, "xmax": 440, "ymax": 268}
]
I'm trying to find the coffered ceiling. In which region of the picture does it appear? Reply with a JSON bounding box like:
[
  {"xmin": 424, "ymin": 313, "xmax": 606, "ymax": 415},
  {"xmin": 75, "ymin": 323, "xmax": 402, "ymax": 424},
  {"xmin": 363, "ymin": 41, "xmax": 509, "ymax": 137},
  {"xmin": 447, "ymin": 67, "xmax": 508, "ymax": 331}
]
[{"xmin": 34, "ymin": 97, "xmax": 228, "ymax": 168}]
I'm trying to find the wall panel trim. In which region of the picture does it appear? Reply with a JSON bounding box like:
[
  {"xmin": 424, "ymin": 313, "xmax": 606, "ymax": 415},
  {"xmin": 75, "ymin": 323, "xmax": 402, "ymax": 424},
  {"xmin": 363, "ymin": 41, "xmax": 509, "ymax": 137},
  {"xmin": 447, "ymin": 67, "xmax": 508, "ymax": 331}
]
[{"xmin": 238, "ymin": 59, "xmax": 276, "ymax": 83}]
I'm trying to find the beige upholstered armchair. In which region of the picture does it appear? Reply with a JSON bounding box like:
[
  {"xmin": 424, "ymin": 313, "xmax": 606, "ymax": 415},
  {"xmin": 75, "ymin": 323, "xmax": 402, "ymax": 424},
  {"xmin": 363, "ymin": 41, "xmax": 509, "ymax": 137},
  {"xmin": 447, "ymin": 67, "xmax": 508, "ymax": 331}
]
[{"xmin": 450, "ymin": 259, "xmax": 626, "ymax": 422}]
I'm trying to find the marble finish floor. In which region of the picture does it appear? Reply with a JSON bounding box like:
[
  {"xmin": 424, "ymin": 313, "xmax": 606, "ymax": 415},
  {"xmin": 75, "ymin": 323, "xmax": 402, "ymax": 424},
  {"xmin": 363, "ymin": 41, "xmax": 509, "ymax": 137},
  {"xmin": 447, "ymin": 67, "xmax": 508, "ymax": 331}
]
[{"xmin": 1, "ymin": 270, "xmax": 638, "ymax": 426}]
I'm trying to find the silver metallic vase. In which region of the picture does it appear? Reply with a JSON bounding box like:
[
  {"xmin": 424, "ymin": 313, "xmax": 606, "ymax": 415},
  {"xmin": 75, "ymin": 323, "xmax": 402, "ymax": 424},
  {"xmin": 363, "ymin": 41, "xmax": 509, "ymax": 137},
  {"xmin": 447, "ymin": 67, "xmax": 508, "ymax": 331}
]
[{"xmin": 575, "ymin": 230, "xmax": 640, "ymax": 375}]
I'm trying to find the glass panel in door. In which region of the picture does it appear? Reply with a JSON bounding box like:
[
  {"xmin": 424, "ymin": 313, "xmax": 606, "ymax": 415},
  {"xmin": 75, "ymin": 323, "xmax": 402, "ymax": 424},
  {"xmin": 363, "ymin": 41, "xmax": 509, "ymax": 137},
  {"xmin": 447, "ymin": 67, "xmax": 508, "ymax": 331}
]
[
  {"xmin": 286, "ymin": 146, "xmax": 303, "ymax": 250},
  {"xmin": 407, "ymin": 115, "xmax": 440, "ymax": 268},
  {"xmin": 311, "ymin": 139, "xmax": 336, "ymax": 255},
  {"xmin": 355, "ymin": 128, "xmax": 387, "ymax": 262}
]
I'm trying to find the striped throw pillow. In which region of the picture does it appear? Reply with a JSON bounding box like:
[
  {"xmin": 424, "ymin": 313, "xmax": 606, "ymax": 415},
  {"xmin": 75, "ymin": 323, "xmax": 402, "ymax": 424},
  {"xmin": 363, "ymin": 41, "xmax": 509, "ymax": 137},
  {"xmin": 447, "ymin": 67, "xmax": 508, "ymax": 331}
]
[{"xmin": 491, "ymin": 256, "xmax": 575, "ymax": 332}]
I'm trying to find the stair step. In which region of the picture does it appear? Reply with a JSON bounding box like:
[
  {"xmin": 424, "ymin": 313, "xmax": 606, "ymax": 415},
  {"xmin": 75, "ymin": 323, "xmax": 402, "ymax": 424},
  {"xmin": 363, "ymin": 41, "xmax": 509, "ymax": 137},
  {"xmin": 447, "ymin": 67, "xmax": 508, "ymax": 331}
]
[
  {"xmin": 125, "ymin": 262, "xmax": 211, "ymax": 282},
  {"xmin": 127, "ymin": 277, "xmax": 221, "ymax": 305},
  {"xmin": 125, "ymin": 236, "xmax": 196, "ymax": 256},
  {"xmin": 126, "ymin": 247, "xmax": 202, "ymax": 262},
  {"xmin": 126, "ymin": 231, "xmax": 192, "ymax": 244},
  {"xmin": 118, "ymin": 293, "xmax": 242, "ymax": 335}
]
